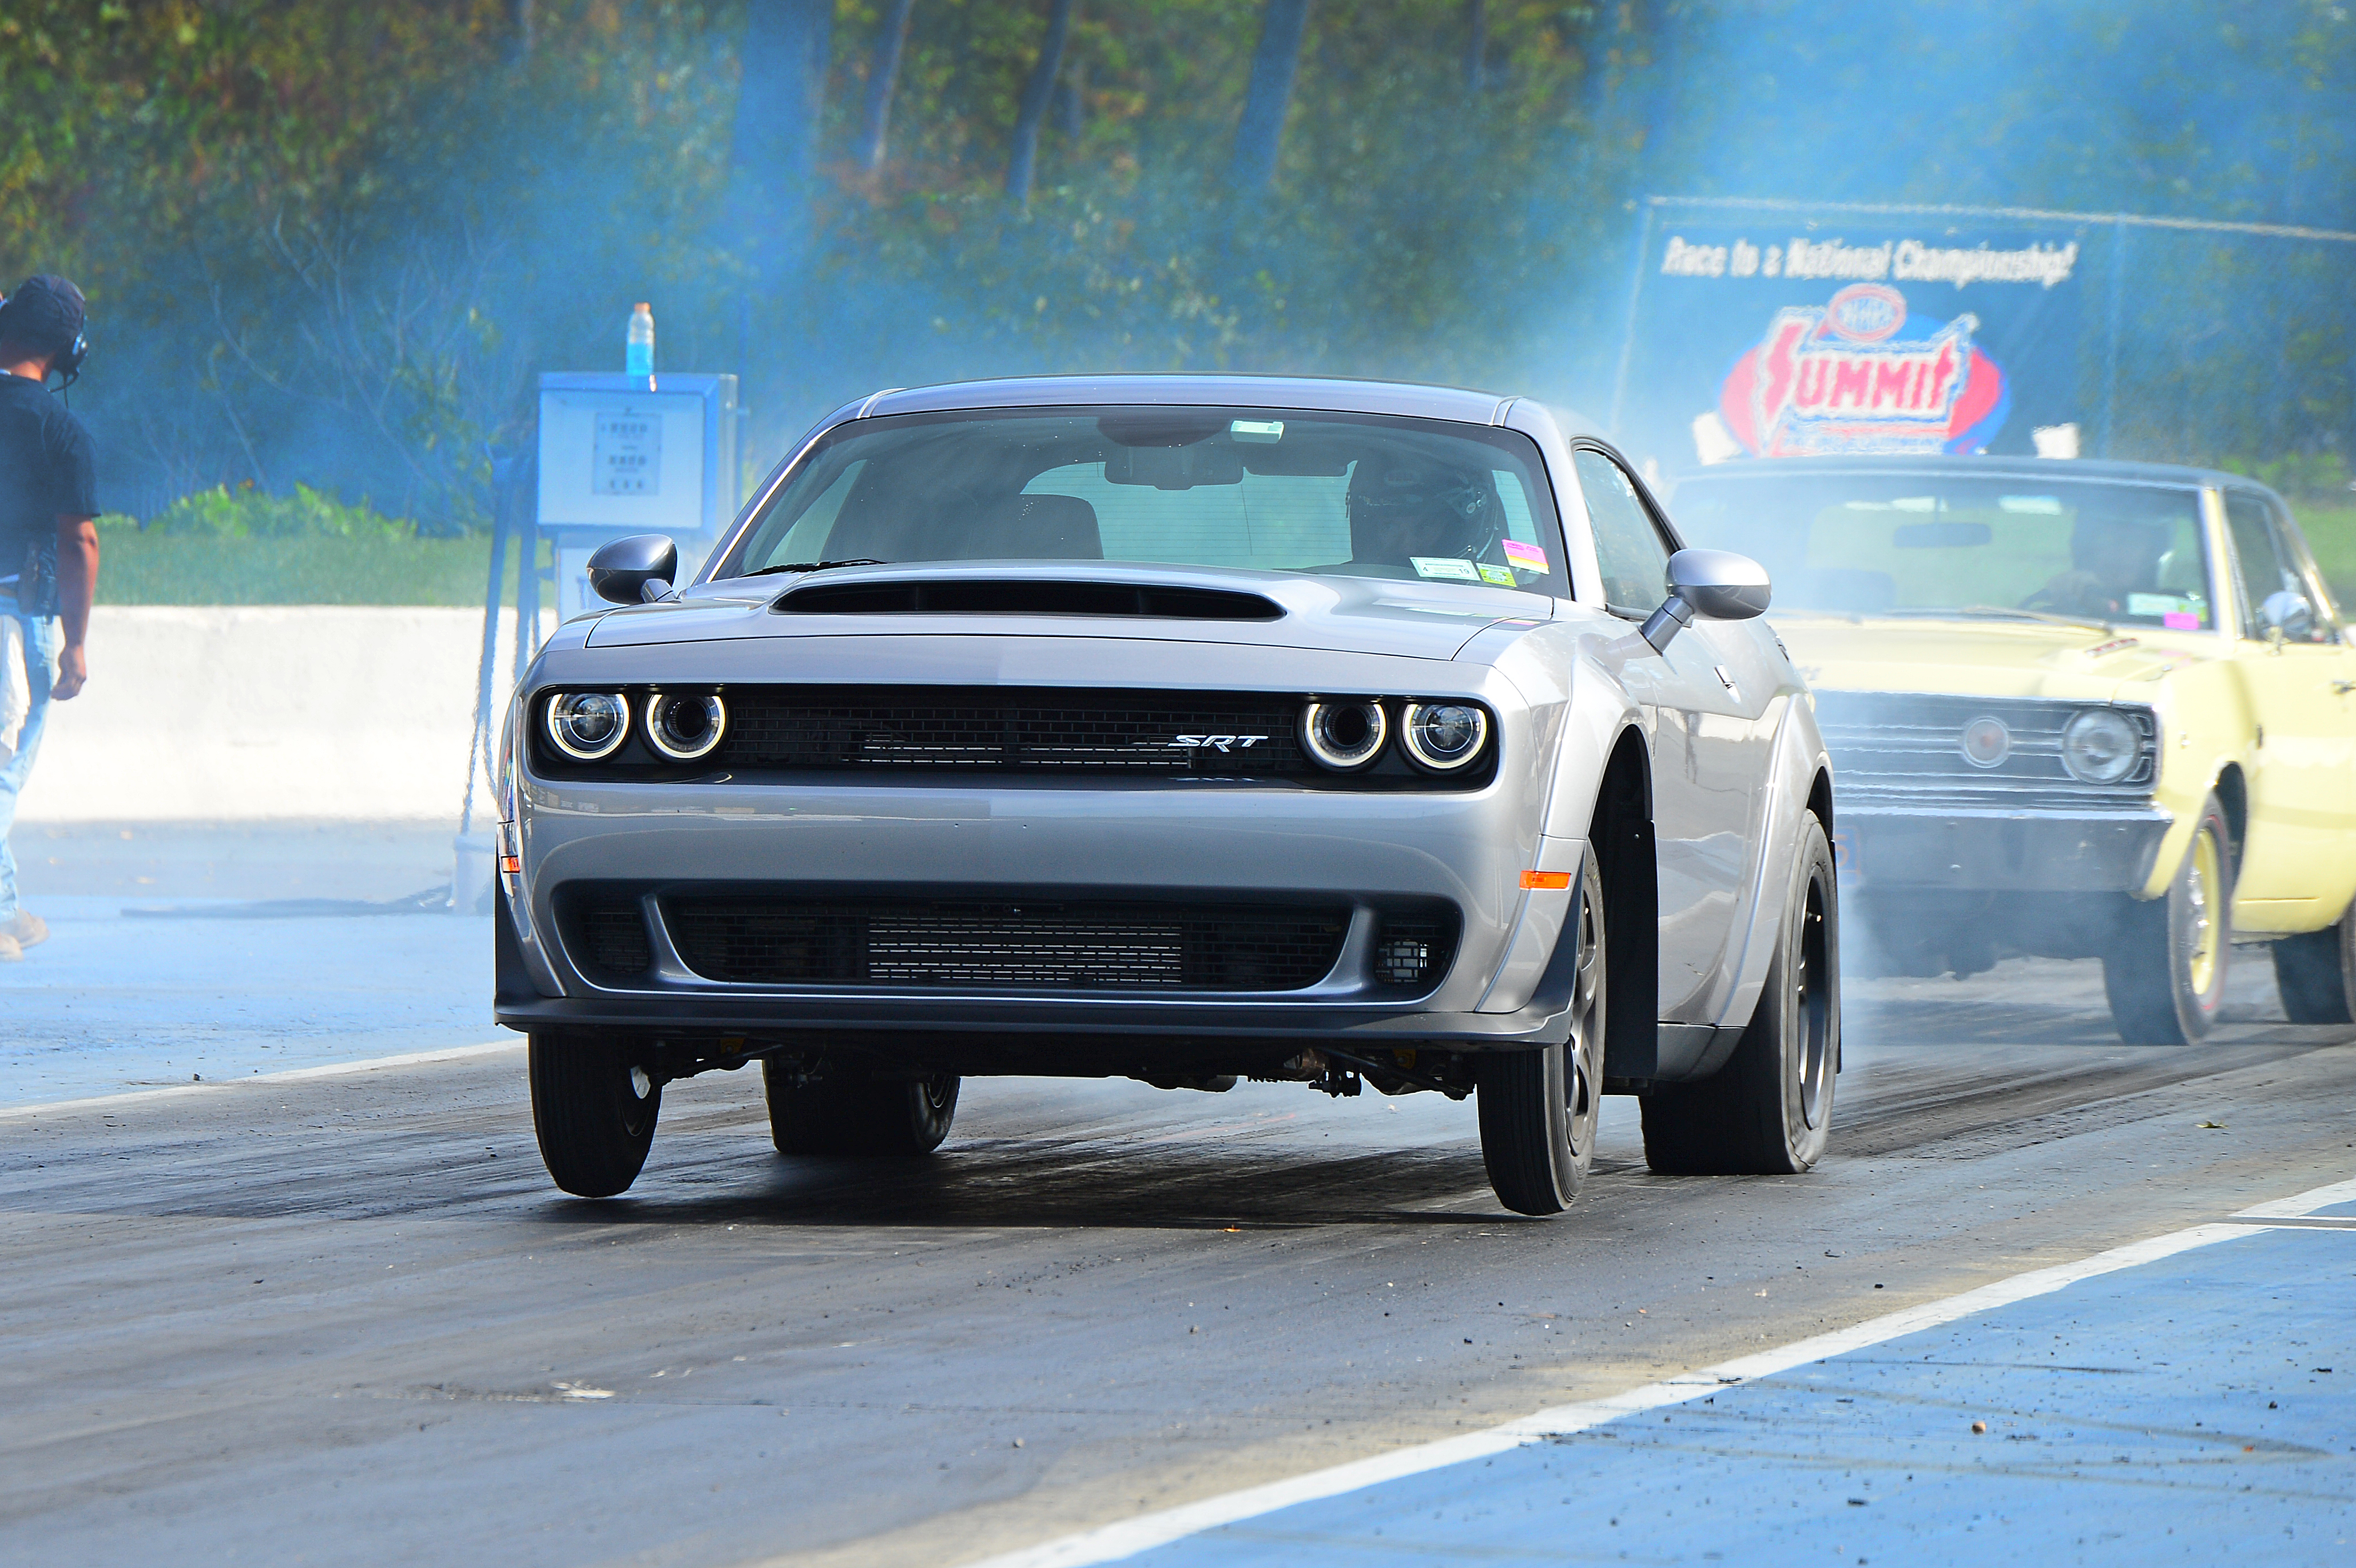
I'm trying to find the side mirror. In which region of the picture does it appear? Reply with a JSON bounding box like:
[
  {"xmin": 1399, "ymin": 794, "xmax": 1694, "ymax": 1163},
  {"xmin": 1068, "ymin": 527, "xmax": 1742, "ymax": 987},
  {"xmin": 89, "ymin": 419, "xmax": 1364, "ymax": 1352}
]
[
  {"xmin": 2259, "ymin": 588, "xmax": 2314, "ymax": 644},
  {"xmin": 587, "ymin": 534, "xmax": 679, "ymax": 606},
  {"xmin": 1640, "ymin": 548, "xmax": 1772, "ymax": 654}
]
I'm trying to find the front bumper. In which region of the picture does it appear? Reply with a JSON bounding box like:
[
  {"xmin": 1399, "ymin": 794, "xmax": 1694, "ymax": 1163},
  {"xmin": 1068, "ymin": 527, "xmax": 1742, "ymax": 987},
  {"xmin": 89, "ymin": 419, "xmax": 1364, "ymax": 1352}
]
[
  {"xmin": 1836, "ymin": 803, "xmax": 2171, "ymax": 893},
  {"xmin": 498, "ymin": 766, "xmax": 1583, "ymax": 1058}
]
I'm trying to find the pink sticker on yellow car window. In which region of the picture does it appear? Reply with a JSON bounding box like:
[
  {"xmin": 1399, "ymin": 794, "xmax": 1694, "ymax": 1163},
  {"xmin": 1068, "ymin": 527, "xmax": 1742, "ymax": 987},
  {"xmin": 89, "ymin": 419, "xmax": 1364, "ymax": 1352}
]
[
  {"xmin": 1501, "ymin": 540, "xmax": 1547, "ymax": 572},
  {"xmin": 2162, "ymin": 611, "xmax": 2201, "ymax": 630}
]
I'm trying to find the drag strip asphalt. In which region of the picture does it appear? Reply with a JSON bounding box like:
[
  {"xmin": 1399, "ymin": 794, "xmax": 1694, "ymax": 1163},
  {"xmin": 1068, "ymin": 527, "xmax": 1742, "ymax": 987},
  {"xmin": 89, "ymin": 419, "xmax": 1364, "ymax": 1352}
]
[{"xmin": 2, "ymin": 945, "xmax": 2352, "ymax": 1567}]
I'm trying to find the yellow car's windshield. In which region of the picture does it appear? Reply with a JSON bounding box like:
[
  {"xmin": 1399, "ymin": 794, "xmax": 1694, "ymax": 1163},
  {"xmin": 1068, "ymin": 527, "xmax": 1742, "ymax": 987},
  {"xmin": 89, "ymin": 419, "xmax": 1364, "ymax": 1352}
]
[{"xmin": 1671, "ymin": 472, "xmax": 2214, "ymax": 630}]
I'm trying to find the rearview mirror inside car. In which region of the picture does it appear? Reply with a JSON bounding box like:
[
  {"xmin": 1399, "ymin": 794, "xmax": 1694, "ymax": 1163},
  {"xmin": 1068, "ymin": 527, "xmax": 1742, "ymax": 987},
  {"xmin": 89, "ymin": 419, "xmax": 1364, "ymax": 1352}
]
[
  {"xmin": 1640, "ymin": 548, "xmax": 1773, "ymax": 654},
  {"xmin": 587, "ymin": 534, "xmax": 680, "ymax": 606}
]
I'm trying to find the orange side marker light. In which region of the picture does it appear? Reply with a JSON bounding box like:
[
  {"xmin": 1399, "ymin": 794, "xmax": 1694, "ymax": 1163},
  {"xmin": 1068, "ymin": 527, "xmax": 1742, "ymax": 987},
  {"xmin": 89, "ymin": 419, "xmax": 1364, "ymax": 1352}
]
[{"xmin": 1519, "ymin": 870, "xmax": 1571, "ymax": 890}]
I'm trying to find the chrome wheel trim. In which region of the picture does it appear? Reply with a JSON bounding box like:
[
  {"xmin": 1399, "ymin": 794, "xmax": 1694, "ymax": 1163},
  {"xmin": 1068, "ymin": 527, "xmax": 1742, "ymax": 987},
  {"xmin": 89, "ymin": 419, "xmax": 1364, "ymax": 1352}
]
[{"xmin": 2185, "ymin": 823, "xmax": 2223, "ymax": 999}]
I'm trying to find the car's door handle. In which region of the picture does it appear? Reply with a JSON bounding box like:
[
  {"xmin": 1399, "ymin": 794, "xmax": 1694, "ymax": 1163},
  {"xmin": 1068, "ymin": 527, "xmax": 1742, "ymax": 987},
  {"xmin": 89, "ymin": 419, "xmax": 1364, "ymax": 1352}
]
[{"xmin": 2333, "ymin": 679, "xmax": 2356, "ymax": 696}]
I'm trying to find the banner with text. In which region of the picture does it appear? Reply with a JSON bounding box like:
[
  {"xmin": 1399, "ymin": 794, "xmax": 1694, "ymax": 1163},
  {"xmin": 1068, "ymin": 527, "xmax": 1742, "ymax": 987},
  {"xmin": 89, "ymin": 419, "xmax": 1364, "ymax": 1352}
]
[{"xmin": 1617, "ymin": 218, "xmax": 2091, "ymax": 472}]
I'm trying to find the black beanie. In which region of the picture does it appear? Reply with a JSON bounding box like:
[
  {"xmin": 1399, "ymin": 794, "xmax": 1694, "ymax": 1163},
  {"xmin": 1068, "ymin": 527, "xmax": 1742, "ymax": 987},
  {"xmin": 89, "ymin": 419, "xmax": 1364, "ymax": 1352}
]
[{"xmin": 0, "ymin": 275, "xmax": 86, "ymax": 356}]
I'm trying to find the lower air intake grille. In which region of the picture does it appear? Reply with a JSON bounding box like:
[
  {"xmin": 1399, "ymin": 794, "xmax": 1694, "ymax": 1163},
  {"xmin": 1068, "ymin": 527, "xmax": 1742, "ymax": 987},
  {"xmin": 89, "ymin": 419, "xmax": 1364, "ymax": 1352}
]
[
  {"xmin": 662, "ymin": 898, "xmax": 1349, "ymax": 992},
  {"xmin": 574, "ymin": 897, "xmax": 653, "ymax": 978}
]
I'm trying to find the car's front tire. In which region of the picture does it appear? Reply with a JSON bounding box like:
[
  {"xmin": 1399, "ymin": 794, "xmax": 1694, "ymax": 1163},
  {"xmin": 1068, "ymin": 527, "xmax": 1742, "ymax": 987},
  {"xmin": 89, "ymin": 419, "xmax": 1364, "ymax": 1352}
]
[
  {"xmin": 1642, "ymin": 814, "xmax": 1838, "ymax": 1175},
  {"xmin": 2272, "ymin": 900, "xmax": 2356, "ymax": 1025},
  {"xmin": 529, "ymin": 1030, "xmax": 661, "ymax": 1197},
  {"xmin": 765, "ymin": 1060, "xmax": 960, "ymax": 1156},
  {"xmin": 2104, "ymin": 793, "xmax": 2232, "ymax": 1045},
  {"xmin": 1476, "ymin": 852, "xmax": 1606, "ymax": 1216}
]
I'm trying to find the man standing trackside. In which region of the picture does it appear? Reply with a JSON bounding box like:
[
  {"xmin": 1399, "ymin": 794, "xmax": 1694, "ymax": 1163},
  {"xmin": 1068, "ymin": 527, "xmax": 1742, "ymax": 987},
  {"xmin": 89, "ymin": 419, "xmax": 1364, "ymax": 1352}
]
[{"xmin": 0, "ymin": 276, "xmax": 100, "ymax": 962}]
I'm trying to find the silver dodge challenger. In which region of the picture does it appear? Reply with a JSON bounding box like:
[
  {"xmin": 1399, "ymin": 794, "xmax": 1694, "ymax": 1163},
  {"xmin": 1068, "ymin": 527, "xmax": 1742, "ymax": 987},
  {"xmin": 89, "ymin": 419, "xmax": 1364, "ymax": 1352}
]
[{"xmin": 493, "ymin": 375, "xmax": 1839, "ymax": 1214}]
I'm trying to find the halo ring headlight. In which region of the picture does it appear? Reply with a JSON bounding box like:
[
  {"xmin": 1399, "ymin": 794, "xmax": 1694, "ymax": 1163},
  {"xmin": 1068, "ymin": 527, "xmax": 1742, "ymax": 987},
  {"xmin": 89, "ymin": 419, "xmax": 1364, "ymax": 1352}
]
[
  {"xmin": 2061, "ymin": 707, "xmax": 2139, "ymax": 785},
  {"xmin": 1301, "ymin": 699, "xmax": 1388, "ymax": 771},
  {"xmin": 1400, "ymin": 701, "xmax": 1491, "ymax": 773},
  {"xmin": 546, "ymin": 691, "xmax": 630, "ymax": 761},
  {"xmin": 646, "ymin": 691, "xmax": 727, "ymax": 762}
]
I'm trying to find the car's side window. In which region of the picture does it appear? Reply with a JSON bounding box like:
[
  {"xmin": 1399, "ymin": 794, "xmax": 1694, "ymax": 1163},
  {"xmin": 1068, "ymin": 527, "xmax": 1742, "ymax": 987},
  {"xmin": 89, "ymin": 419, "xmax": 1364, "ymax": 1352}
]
[
  {"xmin": 2226, "ymin": 491, "xmax": 2334, "ymax": 644},
  {"xmin": 1574, "ymin": 449, "xmax": 1673, "ymax": 612}
]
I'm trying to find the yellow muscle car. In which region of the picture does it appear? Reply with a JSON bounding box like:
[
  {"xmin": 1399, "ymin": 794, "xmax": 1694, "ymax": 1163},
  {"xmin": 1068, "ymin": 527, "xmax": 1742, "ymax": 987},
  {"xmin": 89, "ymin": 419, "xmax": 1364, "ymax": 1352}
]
[{"xmin": 1670, "ymin": 455, "xmax": 2356, "ymax": 1044}]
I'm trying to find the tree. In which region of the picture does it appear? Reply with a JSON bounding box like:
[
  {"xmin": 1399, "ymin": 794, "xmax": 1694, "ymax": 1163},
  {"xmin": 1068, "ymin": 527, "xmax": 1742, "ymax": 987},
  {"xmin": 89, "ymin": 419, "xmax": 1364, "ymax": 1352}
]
[
  {"xmin": 857, "ymin": 0, "xmax": 920, "ymax": 173},
  {"xmin": 729, "ymin": 0, "xmax": 833, "ymax": 268},
  {"xmin": 1230, "ymin": 0, "xmax": 1312, "ymax": 192},
  {"xmin": 1006, "ymin": 0, "xmax": 1076, "ymax": 205}
]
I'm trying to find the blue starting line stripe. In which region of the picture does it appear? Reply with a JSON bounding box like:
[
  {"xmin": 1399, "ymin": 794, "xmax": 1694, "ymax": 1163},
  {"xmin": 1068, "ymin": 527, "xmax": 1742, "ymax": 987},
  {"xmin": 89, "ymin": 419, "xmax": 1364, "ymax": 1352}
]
[{"xmin": 971, "ymin": 1177, "xmax": 2356, "ymax": 1568}]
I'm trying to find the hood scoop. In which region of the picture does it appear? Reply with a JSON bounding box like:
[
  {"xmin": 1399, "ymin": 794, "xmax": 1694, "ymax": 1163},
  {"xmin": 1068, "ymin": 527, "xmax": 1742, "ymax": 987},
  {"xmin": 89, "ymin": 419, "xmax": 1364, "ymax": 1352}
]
[{"xmin": 773, "ymin": 578, "xmax": 1285, "ymax": 621}]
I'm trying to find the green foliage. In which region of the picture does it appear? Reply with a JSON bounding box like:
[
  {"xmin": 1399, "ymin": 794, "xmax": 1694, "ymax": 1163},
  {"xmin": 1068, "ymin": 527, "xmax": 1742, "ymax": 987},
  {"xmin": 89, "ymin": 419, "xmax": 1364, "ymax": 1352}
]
[
  {"xmin": 94, "ymin": 527, "xmax": 497, "ymax": 606},
  {"xmin": 2218, "ymin": 451, "xmax": 2354, "ymax": 502},
  {"xmin": 2293, "ymin": 502, "xmax": 2356, "ymax": 611},
  {"xmin": 141, "ymin": 484, "xmax": 414, "ymax": 540}
]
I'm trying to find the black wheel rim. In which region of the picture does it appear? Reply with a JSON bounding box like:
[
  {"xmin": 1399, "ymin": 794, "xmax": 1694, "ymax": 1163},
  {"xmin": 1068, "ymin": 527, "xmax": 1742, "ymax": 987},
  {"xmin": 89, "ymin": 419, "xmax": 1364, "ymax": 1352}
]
[{"xmin": 1795, "ymin": 874, "xmax": 1832, "ymax": 1131}]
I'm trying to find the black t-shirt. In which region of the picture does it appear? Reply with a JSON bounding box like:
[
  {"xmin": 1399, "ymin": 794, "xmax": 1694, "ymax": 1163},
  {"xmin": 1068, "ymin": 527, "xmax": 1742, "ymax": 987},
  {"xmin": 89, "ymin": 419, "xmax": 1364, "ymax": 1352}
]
[{"xmin": 0, "ymin": 373, "xmax": 98, "ymax": 607}]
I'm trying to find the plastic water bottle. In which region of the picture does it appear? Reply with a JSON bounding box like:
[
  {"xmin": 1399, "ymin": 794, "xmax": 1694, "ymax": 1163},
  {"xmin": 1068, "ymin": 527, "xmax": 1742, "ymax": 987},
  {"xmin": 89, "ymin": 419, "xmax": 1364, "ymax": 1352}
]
[{"xmin": 626, "ymin": 303, "xmax": 654, "ymax": 379}]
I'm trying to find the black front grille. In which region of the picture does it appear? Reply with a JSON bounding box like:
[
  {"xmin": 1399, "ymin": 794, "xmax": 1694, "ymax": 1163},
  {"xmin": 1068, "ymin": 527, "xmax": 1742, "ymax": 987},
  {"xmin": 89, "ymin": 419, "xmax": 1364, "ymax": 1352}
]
[
  {"xmin": 572, "ymin": 895, "xmax": 653, "ymax": 978},
  {"xmin": 662, "ymin": 896, "xmax": 1350, "ymax": 991},
  {"xmin": 720, "ymin": 687, "xmax": 1304, "ymax": 775}
]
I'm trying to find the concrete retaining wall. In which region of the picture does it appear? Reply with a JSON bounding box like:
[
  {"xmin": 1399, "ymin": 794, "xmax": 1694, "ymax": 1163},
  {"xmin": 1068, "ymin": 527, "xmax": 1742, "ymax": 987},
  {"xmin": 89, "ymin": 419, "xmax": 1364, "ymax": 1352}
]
[{"xmin": 17, "ymin": 607, "xmax": 547, "ymax": 822}]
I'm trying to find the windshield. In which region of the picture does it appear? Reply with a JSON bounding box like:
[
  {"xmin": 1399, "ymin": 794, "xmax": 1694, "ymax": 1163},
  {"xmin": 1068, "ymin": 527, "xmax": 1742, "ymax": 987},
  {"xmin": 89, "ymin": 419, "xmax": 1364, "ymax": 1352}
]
[
  {"xmin": 718, "ymin": 407, "xmax": 1570, "ymax": 597},
  {"xmin": 1669, "ymin": 471, "xmax": 2215, "ymax": 630}
]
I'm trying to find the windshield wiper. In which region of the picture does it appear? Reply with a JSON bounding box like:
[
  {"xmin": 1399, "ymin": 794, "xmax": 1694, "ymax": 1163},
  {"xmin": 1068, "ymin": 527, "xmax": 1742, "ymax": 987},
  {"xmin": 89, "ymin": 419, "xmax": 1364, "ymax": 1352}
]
[
  {"xmin": 745, "ymin": 558, "xmax": 889, "ymax": 577},
  {"xmin": 1882, "ymin": 604, "xmax": 2115, "ymax": 632}
]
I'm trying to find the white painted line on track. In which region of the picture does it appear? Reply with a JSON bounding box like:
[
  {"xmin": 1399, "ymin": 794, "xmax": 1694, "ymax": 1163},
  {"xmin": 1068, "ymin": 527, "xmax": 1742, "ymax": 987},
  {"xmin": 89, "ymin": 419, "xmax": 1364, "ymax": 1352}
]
[
  {"xmin": 0, "ymin": 1039, "xmax": 524, "ymax": 1122},
  {"xmin": 2235, "ymin": 1173, "xmax": 2356, "ymax": 1217},
  {"xmin": 960, "ymin": 1173, "xmax": 2356, "ymax": 1568}
]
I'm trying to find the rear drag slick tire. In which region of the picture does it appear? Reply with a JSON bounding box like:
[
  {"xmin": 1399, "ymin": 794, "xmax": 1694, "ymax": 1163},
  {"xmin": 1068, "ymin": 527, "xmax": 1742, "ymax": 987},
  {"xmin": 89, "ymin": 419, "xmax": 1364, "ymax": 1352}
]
[
  {"xmin": 2272, "ymin": 902, "xmax": 2356, "ymax": 1025},
  {"xmin": 529, "ymin": 1031, "xmax": 661, "ymax": 1197},
  {"xmin": 1641, "ymin": 814, "xmax": 1838, "ymax": 1176},
  {"xmin": 766, "ymin": 1060, "xmax": 960, "ymax": 1156},
  {"xmin": 1476, "ymin": 853, "xmax": 1606, "ymax": 1216}
]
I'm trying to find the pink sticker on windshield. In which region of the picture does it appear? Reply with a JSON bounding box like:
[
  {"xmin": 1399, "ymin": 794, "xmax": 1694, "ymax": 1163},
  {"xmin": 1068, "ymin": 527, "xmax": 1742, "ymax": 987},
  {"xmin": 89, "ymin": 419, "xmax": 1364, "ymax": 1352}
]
[
  {"xmin": 1502, "ymin": 540, "xmax": 1547, "ymax": 572},
  {"xmin": 2162, "ymin": 611, "xmax": 2200, "ymax": 630}
]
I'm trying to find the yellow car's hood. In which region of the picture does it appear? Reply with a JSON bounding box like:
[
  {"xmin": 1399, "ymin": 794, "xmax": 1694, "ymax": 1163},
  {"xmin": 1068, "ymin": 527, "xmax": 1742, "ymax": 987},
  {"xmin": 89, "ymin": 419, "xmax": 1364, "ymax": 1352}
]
[{"xmin": 1773, "ymin": 613, "xmax": 2214, "ymax": 701}]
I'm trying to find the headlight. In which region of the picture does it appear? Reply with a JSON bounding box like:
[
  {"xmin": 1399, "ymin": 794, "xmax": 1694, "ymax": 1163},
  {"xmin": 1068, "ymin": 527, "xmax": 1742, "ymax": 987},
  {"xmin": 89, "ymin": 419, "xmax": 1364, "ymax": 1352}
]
[
  {"xmin": 646, "ymin": 692, "xmax": 727, "ymax": 761},
  {"xmin": 1400, "ymin": 702, "xmax": 1492, "ymax": 772},
  {"xmin": 1300, "ymin": 699, "xmax": 1388, "ymax": 771},
  {"xmin": 545, "ymin": 691, "xmax": 629, "ymax": 761},
  {"xmin": 2061, "ymin": 708, "xmax": 2140, "ymax": 783}
]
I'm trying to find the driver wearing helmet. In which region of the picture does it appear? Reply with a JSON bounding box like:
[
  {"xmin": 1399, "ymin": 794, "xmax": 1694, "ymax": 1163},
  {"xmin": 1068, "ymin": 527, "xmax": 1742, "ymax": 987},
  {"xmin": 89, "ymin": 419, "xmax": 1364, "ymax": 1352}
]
[
  {"xmin": 2023, "ymin": 499, "xmax": 2169, "ymax": 618},
  {"xmin": 1346, "ymin": 453, "xmax": 1497, "ymax": 570}
]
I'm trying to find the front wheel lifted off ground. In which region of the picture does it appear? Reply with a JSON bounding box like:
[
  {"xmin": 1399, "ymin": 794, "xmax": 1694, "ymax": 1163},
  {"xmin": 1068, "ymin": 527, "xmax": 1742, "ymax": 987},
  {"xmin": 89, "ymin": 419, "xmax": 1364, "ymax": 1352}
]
[
  {"xmin": 1642, "ymin": 813, "xmax": 1838, "ymax": 1175},
  {"xmin": 1476, "ymin": 850, "xmax": 1606, "ymax": 1215},
  {"xmin": 529, "ymin": 1030, "xmax": 661, "ymax": 1197},
  {"xmin": 765, "ymin": 1060, "xmax": 960, "ymax": 1156},
  {"xmin": 2104, "ymin": 791, "xmax": 2233, "ymax": 1045}
]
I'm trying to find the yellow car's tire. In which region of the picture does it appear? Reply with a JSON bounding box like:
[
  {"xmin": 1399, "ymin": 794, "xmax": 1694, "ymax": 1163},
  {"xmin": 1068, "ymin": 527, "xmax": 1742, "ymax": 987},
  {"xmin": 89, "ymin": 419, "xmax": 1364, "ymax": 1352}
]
[
  {"xmin": 2103, "ymin": 793, "xmax": 2233, "ymax": 1045},
  {"xmin": 765, "ymin": 1059, "xmax": 959, "ymax": 1156},
  {"xmin": 529, "ymin": 1031, "xmax": 661, "ymax": 1197},
  {"xmin": 2272, "ymin": 904, "xmax": 2356, "ymax": 1025},
  {"xmin": 1641, "ymin": 815, "xmax": 1839, "ymax": 1175},
  {"xmin": 1475, "ymin": 853, "xmax": 1607, "ymax": 1216}
]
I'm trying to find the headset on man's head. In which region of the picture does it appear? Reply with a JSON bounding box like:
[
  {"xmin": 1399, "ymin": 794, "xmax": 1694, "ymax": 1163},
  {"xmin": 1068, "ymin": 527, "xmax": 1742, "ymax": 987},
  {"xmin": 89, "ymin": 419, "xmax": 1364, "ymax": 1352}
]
[{"xmin": 0, "ymin": 278, "xmax": 89, "ymax": 391}]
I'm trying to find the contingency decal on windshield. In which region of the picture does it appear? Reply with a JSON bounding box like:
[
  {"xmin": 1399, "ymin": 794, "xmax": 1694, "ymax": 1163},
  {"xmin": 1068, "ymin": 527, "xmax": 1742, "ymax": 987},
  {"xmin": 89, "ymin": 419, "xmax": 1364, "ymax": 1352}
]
[
  {"xmin": 1478, "ymin": 564, "xmax": 1519, "ymax": 586},
  {"xmin": 1412, "ymin": 556, "xmax": 1482, "ymax": 581},
  {"xmin": 1501, "ymin": 539, "xmax": 1548, "ymax": 573}
]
